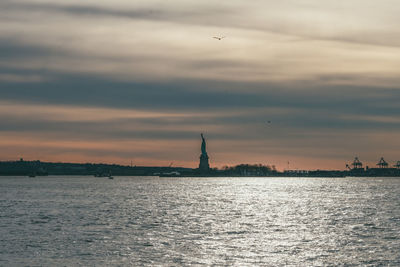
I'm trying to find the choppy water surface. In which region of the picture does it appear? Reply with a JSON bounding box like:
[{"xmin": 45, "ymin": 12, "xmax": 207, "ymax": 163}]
[{"xmin": 1, "ymin": 176, "xmax": 399, "ymax": 266}]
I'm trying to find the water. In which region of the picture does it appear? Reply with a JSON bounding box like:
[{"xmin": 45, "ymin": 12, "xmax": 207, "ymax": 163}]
[{"xmin": 0, "ymin": 176, "xmax": 399, "ymax": 266}]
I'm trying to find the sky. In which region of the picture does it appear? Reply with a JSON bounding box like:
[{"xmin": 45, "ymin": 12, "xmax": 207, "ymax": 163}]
[{"xmin": 1, "ymin": 0, "xmax": 400, "ymax": 170}]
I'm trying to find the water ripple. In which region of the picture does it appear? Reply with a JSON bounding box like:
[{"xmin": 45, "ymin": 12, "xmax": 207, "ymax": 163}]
[{"xmin": 0, "ymin": 176, "xmax": 399, "ymax": 265}]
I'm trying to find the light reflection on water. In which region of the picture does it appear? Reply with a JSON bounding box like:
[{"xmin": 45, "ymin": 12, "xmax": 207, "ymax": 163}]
[{"xmin": 0, "ymin": 176, "xmax": 399, "ymax": 266}]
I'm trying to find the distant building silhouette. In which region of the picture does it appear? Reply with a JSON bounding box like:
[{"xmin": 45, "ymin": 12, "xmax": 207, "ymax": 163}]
[
  {"xmin": 351, "ymin": 157, "xmax": 363, "ymax": 169},
  {"xmin": 377, "ymin": 157, "xmax": 388, "ymax": 168},
  {"xmin": 395, "ymin": 161, "xmax": 400, "ymax": 169},
  {"xmin": 199, "ymin": 133, "xmax": 210, "ymax": 172}
]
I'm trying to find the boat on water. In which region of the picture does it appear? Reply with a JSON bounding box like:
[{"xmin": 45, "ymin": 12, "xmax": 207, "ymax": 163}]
[
  {"xmin": 108, "ymin": 176, "xmax": 114, "ymax": 179},
  {"xmin": 94, "ymin": 171, "xmax": 113, "ymax": 178},
  {"xmin": 159, "ymin": 171, "xmax": 181, "ymax": 177}
]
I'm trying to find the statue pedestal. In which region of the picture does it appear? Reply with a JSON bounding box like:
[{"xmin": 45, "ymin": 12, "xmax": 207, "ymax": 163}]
[{"xmin": 199, "ymin": 154, "xmax": 210, "ymax": 172}]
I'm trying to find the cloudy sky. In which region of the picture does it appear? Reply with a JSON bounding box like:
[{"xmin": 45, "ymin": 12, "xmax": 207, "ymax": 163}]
[{"xmin": 1, "ymin": 0, "xmax": 400, "ymax": 170}]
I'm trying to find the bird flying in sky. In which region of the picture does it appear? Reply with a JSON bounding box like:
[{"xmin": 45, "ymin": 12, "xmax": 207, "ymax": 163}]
[{"xmin": 213, "ymin": 36, "xmax": 225, "ymax": 40}]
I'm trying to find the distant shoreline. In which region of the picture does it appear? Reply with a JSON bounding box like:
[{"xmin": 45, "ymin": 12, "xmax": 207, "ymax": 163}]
[{"xmin": 1, "ymin": 159, "xmax": 400, "ymax": 178}]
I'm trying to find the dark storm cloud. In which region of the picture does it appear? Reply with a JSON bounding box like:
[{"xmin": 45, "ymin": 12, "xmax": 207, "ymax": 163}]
[
  {"xmin": 1, "ymin": 72, "xmax": 400, "ymax": 139},
  {"xmin": 0, "ymin": 69, "xmax": 400, "ymax": 115},
  {"xmin": 1, "ymin": 73, "xmax": 399, "ymax": 114},
  {"xmin": 0, "ymin": 39, "xmax": 57, "ymax": 60}
]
